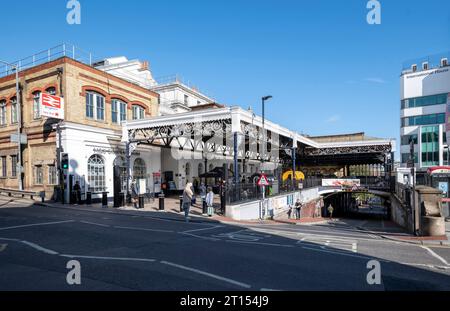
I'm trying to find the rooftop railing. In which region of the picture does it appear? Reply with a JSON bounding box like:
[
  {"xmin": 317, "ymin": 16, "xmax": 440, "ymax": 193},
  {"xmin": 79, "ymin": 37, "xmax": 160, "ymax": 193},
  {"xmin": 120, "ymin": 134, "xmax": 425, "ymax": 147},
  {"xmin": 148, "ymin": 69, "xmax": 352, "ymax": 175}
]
[
  {"xmin": 401, "ymin": 51, "xmax": 450, "ymax": 75},
  {"xmin": 0, "ymin": 43, "xmax": 100, "ymax": 79}
]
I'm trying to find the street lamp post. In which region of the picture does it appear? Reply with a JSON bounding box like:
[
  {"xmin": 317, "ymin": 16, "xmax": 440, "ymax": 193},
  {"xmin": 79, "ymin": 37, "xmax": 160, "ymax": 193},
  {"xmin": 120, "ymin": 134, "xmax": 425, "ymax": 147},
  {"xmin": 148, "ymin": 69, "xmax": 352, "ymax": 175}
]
[
  {"xmin": 261, "ymin": 95, "xmax": 272, "ymax": 171},
  {"xmin": 0, "ymin": 60, "xmax": 23, "ymax": 191}
]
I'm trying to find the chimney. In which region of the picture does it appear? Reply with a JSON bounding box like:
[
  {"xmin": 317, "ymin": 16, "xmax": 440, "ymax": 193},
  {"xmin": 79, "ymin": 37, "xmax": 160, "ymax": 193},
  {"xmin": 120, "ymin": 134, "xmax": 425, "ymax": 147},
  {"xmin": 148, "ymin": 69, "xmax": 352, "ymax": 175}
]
[{"xmin": 140, "ymin": 61, "xmax": 149, "ymax": 71}]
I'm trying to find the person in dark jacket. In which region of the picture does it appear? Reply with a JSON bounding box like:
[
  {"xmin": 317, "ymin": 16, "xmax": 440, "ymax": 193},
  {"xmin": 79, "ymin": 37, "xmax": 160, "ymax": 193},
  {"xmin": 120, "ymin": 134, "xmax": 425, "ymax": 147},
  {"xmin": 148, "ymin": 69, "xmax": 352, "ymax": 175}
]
[{"xmin": 73, "ymin": 181, "xmax": 81, "ymax": 205}]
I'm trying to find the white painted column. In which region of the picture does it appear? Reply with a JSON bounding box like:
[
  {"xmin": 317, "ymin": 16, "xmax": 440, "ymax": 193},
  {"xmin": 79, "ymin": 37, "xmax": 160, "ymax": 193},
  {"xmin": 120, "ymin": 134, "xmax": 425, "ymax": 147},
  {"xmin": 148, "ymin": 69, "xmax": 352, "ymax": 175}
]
[{"xmin": 439, "ymin": 124, "xmax": 444, "ymax": 166}]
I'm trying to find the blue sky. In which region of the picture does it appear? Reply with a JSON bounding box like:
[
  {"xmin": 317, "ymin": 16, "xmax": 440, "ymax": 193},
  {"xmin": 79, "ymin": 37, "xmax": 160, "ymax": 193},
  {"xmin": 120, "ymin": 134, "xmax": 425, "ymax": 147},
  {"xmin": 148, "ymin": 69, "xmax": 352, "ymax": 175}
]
[{"xmin": 1, "ymin": 0, "xmax": 450, "ymax": 157}]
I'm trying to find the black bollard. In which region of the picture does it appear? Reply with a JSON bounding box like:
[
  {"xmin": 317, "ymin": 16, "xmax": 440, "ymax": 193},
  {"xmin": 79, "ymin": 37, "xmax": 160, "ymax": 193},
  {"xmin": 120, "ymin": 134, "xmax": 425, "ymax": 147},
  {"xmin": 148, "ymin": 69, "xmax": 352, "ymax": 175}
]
[
  {"xmin": 102, "ymin": 192, "xmax": 108, "ymax": 208},
  {"xmin": 138, "ymin": 195, "xmax": 145, "ymax": 209},
  {"xmin": 179, "ymin": 195, "xmax": 183, "ymax": 212},
  {"xmin": 119, "ymin": 192, "xmax": 125, "ymax": 207},
  {"xmin": 86, "ymin": 192, "xmax": 92, "ymax": 205},
  {"xmin": 202, "ymin": 198, "xmax": 207, "ymax": 214},
  {"xmin": 159, "ymin": 194, "xmax": 165, "ymax": 211}
]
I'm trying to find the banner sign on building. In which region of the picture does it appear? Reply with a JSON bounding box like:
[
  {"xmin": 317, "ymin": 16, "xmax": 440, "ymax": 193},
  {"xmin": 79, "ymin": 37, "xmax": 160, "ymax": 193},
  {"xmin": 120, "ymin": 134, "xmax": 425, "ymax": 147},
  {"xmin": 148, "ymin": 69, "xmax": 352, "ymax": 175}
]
[
  {"xmin": 41, "ymin": 93, "xmax": 64, "ymax": 119},
  {"xmin": 322, "ymin": 179, "xmax": 361, "ymax": 187}
]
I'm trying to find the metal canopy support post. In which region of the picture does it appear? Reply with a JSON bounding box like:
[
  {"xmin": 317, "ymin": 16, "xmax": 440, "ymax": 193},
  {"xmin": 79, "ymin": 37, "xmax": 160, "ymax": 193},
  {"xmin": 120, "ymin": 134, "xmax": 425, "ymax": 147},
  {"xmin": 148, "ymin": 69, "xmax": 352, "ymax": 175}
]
[
  {"xmin": 56, "ymin": 122, "xmax": 64, "ymax": 204},
  {"xmin": 233, "ymin": 132, "xmax": 239, "ymax": 202},
  {"xmin": 125, "ymin": 142, "xmax": 131, "ymax": 204},
  {"xmin": 292, "ymin": 146, "xmax": 297, "ymax": 190}
]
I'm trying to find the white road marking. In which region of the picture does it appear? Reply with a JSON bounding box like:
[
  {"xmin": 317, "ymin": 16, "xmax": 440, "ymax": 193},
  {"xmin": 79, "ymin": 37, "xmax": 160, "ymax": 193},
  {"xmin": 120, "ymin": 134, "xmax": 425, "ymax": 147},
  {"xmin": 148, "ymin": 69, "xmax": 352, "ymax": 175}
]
[
  {"xmin": 247, "ymin": 226, "xmax": 379, "ymax": 240},
  {"xmin": 401, "ymin": 262, "xmax": 450, "ymax": 270},
  {"xmin": 260, "ymin": 288, "xmax": 282, "ymax": 291},
  {"xmin": 421, "ymin": 246, "xmax": 450, "ymax": 266},
  {"xmin": 181, "ymin": 232, "xmax": 220, "ymax": 241},
  {"xmin": 80, "ymin": 221, "xmax": 110, "ymax": 228},
  {"xmin": 298, "ymin": 235, "xmax": 358, "ymax": 252},
  {"xmin": 20, "ymin": 240, "xmax": 59, "ymax": 255},
  {"xmin": 114, "ymin": 226, "xmax": 174, "ymax": 233},
  {"xmin": 301, "ymin": 246, "xmax": 380, "ymax": 261},
  {"xmin": 0, "ymin": 220, "xmax": 75, "ymax": 231},
  {"xmin": 226, "ymin": 240, "xmax": 294, "ymax": 248},
  {"xmin": 160, "ymin": 260, "xmax": 251, "ymax": 289},
  {"xmin": 181, "ymin": 225, "xmax": 223, "ymax": 234},
  {"xmin": 212, "ymin": 230, "xmax": 271, "ymax": 242},
  {"xmin": 61, "ymin": 254, "xmax": 156, "ymax": 262}
]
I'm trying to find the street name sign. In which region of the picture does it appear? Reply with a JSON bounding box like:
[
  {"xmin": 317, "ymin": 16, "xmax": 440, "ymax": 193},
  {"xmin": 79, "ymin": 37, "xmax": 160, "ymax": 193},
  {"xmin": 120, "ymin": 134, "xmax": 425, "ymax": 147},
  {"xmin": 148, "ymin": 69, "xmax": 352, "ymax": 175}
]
[{"xmin": 41, "ymin": 93, "xmax": 64, "ymax": 119}]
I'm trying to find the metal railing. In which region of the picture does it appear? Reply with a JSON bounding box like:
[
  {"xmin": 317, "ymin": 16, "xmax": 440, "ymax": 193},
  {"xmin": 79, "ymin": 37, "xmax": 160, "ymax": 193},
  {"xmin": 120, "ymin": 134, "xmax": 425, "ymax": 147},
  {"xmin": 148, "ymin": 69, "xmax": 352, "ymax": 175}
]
[
  {"xmin": 225, "ymin": 176, "xmax": 393, "ymax": 205},
  {"xmin": 0, "ymin": 187, "xmax": 44, "ymax": 201},
  {"xmin": 394, "ymin": 182, "xmax": 412, "ymax": 206},
  {"xmin": 0, "ymin": 43, "xmax": 98, "ymax": 79},
  {"xmin": 401, "ymin": 51, "xmax": 450, "ymax": 74}
]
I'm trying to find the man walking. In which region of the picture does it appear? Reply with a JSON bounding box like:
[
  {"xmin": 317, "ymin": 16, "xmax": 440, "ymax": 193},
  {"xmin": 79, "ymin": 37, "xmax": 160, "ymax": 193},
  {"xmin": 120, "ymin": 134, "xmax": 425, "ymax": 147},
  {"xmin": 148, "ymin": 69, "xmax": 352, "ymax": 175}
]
[
  {"xmin": 327, "ymin": 204, "xmax": 334, "ymax": 221},
  {"xmin": 205, "ymin": 187, "xmax": 215, "ymax": 217},
  {"xmin": 295, "ymin": 199, "xmax": 302, "ymax": 220},
  {"xmin": 73, "ymin": 181, "xmax": 81, "ymax": 205},
  {"xmin": 182, "ymin": 182, "xmax": 194, "ymax": 222}
]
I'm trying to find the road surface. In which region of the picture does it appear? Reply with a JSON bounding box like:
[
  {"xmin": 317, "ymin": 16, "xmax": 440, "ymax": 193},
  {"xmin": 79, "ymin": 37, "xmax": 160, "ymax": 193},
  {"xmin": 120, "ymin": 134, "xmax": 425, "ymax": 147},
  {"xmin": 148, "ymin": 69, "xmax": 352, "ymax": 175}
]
[{"xmin": 0, "ymin": 197, "xmax": 449, "ymax": 291}]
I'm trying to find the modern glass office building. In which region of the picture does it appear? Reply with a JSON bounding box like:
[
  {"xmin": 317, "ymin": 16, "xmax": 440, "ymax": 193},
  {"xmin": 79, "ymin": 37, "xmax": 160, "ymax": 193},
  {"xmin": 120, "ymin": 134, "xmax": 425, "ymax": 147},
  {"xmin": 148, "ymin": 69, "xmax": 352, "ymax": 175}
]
[{"xmin": 400, "ymin": 53, "xmax": 450, "ymax": 171}]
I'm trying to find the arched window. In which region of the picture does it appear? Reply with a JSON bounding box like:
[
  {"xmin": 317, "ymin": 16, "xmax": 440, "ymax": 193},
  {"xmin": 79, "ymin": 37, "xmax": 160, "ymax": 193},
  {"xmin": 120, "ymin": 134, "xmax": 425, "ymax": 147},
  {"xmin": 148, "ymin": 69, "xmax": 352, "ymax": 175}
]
[
  {"xmin": 185, "ymin": 163, "xmax": 191, "ymax": 176},
  {"xmin": 198, "ymin": 163, "xmax": 204, "ymax": 176},
  {"xmin": 87, "ymin": 155, "xmax": 105, "ymax": 192},
  {"xmin": 209, "ymin": 164, "xmax": 214, "ymax": 172},
  {"xmin": 0, "ymin": 100, "xmax": 6, "ymax": 126},
  {"xmin": 132, "ymin": 105, "xmax": 145, "ymax": 120},
  {"xmin": 10, "ymin": 97, "xmax": 17, "ymax": 124},
  {"xmin": 86, "ymin": 91, "xmax": 105, "ymax": 120},
  {"xmin": 112, "ymin": 99, "xmax": 127, "ymax": 124},
  {"xmin": 133, "ymin": 158, "xmax": 146, "ymax": 181},
  {"xmin": 33, "ymin": 91, "xmax": 41, "ymax": 119}
]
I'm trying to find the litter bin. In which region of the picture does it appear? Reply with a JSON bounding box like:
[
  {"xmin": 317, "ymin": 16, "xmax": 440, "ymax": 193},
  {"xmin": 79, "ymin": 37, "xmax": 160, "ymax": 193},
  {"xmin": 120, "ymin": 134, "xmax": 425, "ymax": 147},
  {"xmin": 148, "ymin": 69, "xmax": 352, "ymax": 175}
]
[
  {"xmin": 138, "ymin": 195, "xmax": 145, "ymax": 209},
  {"xmin": 113, "ymin": 192, "xmax": 124, "ymax": 208},
  {"xmin": 102, "ymin": 192, "xmax": 108, "ymax": 208},
  {"xmin": 86, "ymin": 192, "xmax": 92, "ymax": 205},
  {"xmin": 159, "ymin": 194, "xmax": 165, "ymax": 211},
  {"xmin": 179, "ymin": 195, "xmax": 183, "ymax": 212}
]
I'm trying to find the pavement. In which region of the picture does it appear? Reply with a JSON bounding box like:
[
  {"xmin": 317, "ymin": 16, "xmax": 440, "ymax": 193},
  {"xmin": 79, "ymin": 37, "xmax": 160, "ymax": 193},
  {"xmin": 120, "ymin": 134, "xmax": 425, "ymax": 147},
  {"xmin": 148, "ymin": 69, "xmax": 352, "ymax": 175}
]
[{"xmin": 1, "ymin": 195, "xmax": 450, "ymax": 290}]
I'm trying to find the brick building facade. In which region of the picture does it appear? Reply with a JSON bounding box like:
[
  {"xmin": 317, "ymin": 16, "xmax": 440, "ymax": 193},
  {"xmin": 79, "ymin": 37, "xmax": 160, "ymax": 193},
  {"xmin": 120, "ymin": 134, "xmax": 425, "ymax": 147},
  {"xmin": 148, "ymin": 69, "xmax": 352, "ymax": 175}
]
[{"xmin": 0, "ymin": 57, "xmax": 159, "ymax": 199}]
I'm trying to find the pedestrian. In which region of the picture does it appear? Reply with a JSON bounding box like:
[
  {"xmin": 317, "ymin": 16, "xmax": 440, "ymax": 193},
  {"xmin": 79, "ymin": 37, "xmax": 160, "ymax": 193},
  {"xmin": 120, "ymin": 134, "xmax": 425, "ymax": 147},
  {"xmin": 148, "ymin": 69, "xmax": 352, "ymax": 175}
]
[
  {"xmin": 199, "ymin": 182, "xmax": 207, "ymax": 213},
  {"xmin": 295, "ymin": 199, "xmax": 302, "ymax": 220},
  {"xmin": 327, "ymin": 204, "xmax": 334, "ymax": 221},
  {"xmin": 131, "ymin": 181, "xmax": 138, "ymax": 208},
  {"xmin": 205, "ymin": 187, "xmax": 214, "ymax": 217},
  {"xmin": 287, "ymin": 205, "xmax": 292, "ymax": 219},
  {"xmin": 73, "ymin": 181, "xmax": 81, "ymax": 205},
  {"xmin": 183, "ymin": 182, "xmax": 194, "ymax": 222}
]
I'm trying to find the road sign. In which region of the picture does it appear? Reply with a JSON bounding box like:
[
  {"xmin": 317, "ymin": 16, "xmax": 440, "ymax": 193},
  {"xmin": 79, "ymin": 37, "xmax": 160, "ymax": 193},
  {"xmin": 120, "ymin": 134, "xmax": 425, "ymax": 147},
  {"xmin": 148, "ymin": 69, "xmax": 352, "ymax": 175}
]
[
  {"xmin": 41, "ymin": 93, "xmax": 64, "ymax": 119},
  {"xmin": 10, "ymin": 133, "xmax": 27, "ymax": 144},
  {"xmin": 257, "ymin": 174, "xmax": 270, "ymax": 187},
  {"xmin": 406, "ymin": 159, "xmax": 414, "ymax": 168}
]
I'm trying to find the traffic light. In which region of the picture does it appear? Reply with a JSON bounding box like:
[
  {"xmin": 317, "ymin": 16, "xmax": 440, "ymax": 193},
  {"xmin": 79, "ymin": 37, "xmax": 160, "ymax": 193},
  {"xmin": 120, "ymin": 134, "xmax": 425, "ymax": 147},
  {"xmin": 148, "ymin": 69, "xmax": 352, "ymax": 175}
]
[{"xmin": 61, "ymin": 153, "xmax": 69, "ymax": 170}]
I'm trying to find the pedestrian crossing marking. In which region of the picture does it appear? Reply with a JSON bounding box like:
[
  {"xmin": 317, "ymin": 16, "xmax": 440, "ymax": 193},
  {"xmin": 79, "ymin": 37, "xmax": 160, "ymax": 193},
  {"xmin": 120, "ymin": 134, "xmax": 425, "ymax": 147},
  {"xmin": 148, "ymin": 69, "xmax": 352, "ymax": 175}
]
[{"xmin": 298, "ymin": 235, "xmax": 358, "ymax": 253}]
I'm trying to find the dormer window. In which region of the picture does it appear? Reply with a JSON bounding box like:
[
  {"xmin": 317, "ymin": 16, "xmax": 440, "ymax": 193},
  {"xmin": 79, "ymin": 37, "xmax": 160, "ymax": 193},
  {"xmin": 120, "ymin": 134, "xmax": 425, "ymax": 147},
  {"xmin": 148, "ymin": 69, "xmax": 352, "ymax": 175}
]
[{"xmin": 422, "ymin": 62, "xmax": 429, "ymax": 71}]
